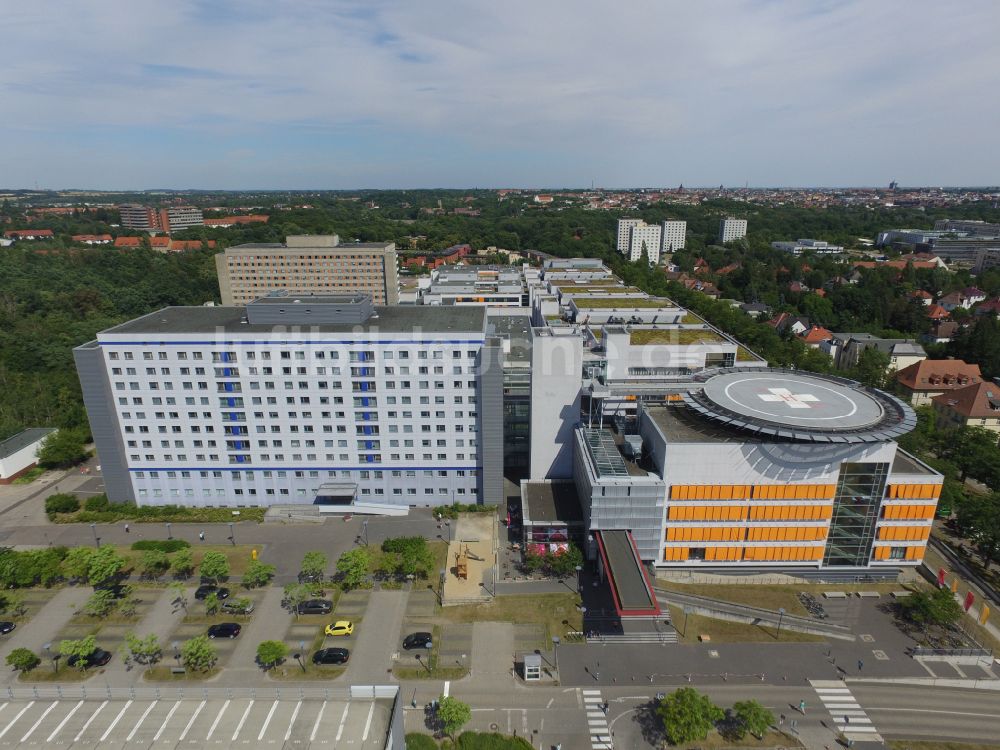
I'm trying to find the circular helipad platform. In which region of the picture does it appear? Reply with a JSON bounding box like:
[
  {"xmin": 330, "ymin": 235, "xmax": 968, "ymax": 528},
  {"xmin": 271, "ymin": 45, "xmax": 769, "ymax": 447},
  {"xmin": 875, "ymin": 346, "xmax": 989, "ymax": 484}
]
[{"xmin": 683, "ymin": 369, "xmax": 916, "ymax": 443}]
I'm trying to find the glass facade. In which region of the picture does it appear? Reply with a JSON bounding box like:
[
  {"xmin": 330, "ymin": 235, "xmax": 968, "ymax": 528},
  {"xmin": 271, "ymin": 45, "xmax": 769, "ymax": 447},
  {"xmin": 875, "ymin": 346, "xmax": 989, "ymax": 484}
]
[{"xmin": 823, "ymin": 462, "xmax": 889, "ymax": 566}]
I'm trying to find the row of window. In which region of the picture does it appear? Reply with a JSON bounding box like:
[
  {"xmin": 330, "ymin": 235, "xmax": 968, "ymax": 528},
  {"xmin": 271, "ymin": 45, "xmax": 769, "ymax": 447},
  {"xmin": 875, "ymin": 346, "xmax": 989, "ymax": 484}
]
[
  {"xmin": 134, "ymin": 468, "xmax": 477, "ymax": 479},
  {"xmin": 107, "ymin": 349, "xmax": 479, "ymax": 363},
  {"xmin": 139, "ymin": 487, "xmax": 467, "ymax": 499}
]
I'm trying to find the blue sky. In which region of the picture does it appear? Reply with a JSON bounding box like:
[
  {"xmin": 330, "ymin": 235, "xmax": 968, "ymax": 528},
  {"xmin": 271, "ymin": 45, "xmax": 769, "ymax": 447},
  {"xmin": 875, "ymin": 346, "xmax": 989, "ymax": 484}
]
[{"xmin": 1, "ymin": 0, "xmax": 997, "ymax": 190}]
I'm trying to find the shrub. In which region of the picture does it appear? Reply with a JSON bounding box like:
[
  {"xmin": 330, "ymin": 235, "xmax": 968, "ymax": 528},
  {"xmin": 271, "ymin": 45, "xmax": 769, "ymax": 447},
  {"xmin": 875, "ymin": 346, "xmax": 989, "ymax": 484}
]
[
  {"xmin": 456, "ymin": 733, "xmax": 533, "ymax": 749},
  {"xmin": 406, "ymin": 734, "xmax": 440, "ymax": 750},
  {"xmin": 6, "ymin": 648, "xmax": 40, "ymax": 672},
  {"xmin": 45, "ymin": 493, "xmax": 79, "ymax": 515},
  {"xmin": 84, "ymin": 494, "xmax": 111, "ymax": 512},
  {"xmin": 242, "ymin": 560, "xmax": 276, "ymax": 588},
  {"xmin": 130, "ymin": 540, "xmax": 190, "ymax": 553},
  {"xmin": 256, "ymin": 640, "xmax": 289, "ymax": 669}
]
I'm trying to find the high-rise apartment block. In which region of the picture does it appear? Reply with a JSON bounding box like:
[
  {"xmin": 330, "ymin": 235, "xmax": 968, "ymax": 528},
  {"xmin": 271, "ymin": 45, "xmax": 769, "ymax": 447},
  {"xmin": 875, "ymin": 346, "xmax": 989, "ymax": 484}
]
[
  {"xmin": 660, "ymin": 220, "xmax": 686, "ymax": 252},
  {"xmin": 616, "ymin": 219, "xmax": 662, "ymax": 264},
  {"xmin": 718, "ymin": 217, "xmax": 748, "ymax": 243},
  {"xmin": 73, "ymin": 295, "xmax": 502, "ymax": 510},
  {"xmin": 215, "ymin": 236, "xmax": 400, "ymax": 306},
  {"xmin": 119, "ymin": 204, "xmax": 204, "ymax": 233}
]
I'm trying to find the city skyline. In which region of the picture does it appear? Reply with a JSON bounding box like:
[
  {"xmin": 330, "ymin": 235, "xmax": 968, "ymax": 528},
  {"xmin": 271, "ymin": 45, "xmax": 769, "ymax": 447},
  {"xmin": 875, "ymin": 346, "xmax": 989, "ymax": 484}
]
[{"xmin": 1, "ymin": 1, "xmax": 998, "ymax": 190}]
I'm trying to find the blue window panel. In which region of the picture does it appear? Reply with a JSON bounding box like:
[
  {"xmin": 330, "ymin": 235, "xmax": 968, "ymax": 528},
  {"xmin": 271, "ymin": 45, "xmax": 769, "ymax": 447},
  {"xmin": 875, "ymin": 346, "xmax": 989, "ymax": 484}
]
[{"xmin": 361, "ymin": 397, "xmax": 371, "ymax": 407}]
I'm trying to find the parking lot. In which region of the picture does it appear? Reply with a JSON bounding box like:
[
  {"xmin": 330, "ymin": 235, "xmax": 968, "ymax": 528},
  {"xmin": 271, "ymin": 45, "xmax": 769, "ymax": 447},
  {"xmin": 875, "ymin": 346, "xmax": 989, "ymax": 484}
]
[{"xmin": 0, "ymin": 690, "xmax": 393, "ymax": 748}]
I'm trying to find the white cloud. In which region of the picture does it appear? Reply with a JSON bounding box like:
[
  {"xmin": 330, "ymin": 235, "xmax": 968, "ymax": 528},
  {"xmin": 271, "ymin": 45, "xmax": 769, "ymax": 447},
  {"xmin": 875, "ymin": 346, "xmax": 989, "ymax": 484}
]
[{"xmin": 0, "ymin": 0, "xmax": 997, "ymax": 187}]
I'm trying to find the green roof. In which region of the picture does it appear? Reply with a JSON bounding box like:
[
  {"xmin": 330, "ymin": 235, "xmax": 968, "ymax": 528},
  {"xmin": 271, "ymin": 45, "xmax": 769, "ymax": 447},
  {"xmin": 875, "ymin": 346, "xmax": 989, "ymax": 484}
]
[
  {"xmin": 572, "ymin": 297, "xmax": 675, "ymax": 309},
  {"xmin": 630, "ymin": 328, "xmax": 729, "ymax": 345},
  {"xmin": 557, "ymin": 286, "xmax": 642, "ymax": 294},
  {"xmin": 736, "ymin": 346, "xmax": 761, "ymax": 361}
]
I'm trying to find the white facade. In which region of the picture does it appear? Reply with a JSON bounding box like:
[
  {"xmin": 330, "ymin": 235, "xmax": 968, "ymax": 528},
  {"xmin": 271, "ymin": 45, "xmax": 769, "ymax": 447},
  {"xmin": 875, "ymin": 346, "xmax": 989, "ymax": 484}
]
[
  {"xmin": 78, "ymin": 304, "xmax": 495, "ymax": 508},
  {"xmin": 718, "ymin": 217, "xmax": 748, "ymax": 244},
  {"xmin": 529, "ymin": 329, "xmax": 583, "ymax": 480},
  {"xmin": 616, "ymin": 219, "xmax": 643, "ymax": 255},
  {"xmin": 771, "ymin": 239, "xmax": 844, "ymax": 256},
  {"xmin": 660, "ymin": 220, "xmax": 686, "ymax": 252},
  {"xmin": 0, "ymin": 429, "xmax": 54, "ymax": 482},
  {"xmin": 628, "ymin": 224, "xmax": 662, "ymax": 264}
]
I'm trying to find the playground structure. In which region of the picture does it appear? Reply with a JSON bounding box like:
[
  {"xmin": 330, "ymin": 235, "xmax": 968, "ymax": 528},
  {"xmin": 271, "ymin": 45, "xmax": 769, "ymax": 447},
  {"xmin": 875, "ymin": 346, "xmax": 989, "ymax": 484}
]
[
  {"xmin": 441, "ymin": 514, "xmax": 497, "ymax": 604},
  {"xmin": 454, "ymin": 543, "xmax": 484, "ymax": 580}
]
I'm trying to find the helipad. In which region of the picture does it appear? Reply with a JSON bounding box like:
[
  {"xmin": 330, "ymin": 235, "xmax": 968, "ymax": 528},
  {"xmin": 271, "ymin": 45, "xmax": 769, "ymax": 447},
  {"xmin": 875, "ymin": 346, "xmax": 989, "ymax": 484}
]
[{"xmin": 683, "ymin": 369, "xmax": 916, "ymax": 443}]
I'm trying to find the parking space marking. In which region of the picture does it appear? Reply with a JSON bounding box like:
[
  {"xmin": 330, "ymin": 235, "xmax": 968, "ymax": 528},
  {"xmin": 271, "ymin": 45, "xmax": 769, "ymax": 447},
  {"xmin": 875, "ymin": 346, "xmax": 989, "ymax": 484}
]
[
  {"xmin": 20, "ymin": 700, "xmax": 58, "ymax": 742},
  {"xmin": 154, "ymin": 700, "xmax": 182, "ymax": 741},
  {"xmin": 126, "ymin": 700, "xmax": 157, "ymax": 742},
  {"xmin": 335, "ymin": 703, "xmax": 350, "ymax": 742},
  {"xmin": 309, "ymin": 701, "xmax": 327, "ymax": 742},
  {"xmin": 232, "ymin": 699, "xmax": 254, "ymax": 741},
  {"xmin": 74, "ymin": 700, "xmax": 107, "ymax": 742},
  {"xmin": 0, "ymin": 701, "xmax": 33, "ymax": 740},
  {"xmin": 258, "ymin": 700, "xmax": 280, "ymax": 741},
  {"xmin": 362, "ymin": 701, "xmax": 375, "ymax": 742},
  {"xmin": 47, "ymin": 700, "xmax": 83, "ymax": 742},
  {"xmin": 99, "ymin": 700, "xmax": 132, "ymax": 743},
  {"xmin": 179, "ymin": 699, "xmax": 206, "ymax": 741},
  {"xmin": 206, "ymin": 699, "xmax": 230, "ymax": 740},
  {"xmin": 285, "ymin": 700, "xmax": 302, "ymax": 741}
]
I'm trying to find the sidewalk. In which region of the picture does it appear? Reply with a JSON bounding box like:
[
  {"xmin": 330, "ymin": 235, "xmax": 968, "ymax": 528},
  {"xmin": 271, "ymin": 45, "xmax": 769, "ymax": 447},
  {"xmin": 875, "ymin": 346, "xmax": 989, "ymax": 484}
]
[
  {"xmin": 344, "ymin": 590, "xmax": 408, "ymax": 684},
  {"xmin": 0, "ymin": 586, "xmax": 91, "ymax": 685},
  {"xmin": 225, "ymin": 586, "xmax": 287, "ymax": 676},
  {"xmin": 101, "ymin": 585, "xmax": 195, "ymax": 683}
]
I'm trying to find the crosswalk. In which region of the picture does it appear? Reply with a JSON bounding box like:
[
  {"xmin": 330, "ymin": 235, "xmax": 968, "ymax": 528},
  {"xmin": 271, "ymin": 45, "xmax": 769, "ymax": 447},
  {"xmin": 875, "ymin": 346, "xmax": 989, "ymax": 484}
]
[
  {"xmin": 582, "ymin": 689, "xmax": 612, "ymax": 749},
  {"xmin": 810, "ymin": 679, "xmax": 880, "ymax": 739}
]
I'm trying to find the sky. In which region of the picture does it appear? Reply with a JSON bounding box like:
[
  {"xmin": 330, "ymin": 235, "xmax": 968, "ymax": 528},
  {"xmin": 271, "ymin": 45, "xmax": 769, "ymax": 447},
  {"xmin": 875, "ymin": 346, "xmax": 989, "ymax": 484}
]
[{"xmin": 1, "ymin": 0, "xmax": 998, "ymax": 190}]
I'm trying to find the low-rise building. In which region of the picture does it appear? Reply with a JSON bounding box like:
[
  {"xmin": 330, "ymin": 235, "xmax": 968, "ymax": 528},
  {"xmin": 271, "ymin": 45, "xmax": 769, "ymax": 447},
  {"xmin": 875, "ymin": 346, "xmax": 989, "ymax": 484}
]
[
  {"xmin": 771, "ymin": 239, "xmax": 844, "ymax": 255},
  {"xmin": 823, "ymin": 333, "xmax": 926, "ymax": 373},
  {"xmin": 895, "ymin": 359, "xmax": 983, "ymax": 406},
  {"xmin": 932, "ymin": 381, "xmax": 1000, "ymax": 434},
  {"xmin": 0, "ymin": 428, "xmax": 55, "ymax": 483}
]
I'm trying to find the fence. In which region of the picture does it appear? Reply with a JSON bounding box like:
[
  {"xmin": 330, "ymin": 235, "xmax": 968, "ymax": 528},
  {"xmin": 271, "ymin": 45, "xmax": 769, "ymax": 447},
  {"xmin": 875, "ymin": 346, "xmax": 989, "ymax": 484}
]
[{"xmin": 0, "ymin": 684, "xmax": 398, "ymax": 702}]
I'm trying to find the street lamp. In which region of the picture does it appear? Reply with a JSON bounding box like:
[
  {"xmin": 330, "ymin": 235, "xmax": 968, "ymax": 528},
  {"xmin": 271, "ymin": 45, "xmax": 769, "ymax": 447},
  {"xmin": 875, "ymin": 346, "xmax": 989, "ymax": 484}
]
[
  {"xmin": 296, "ymin": 641, "xmax": 306, "ymax": 672},
  {"xmin": 551, "ymin": 636, "xmax": 560, "ymax": 674},
  {"xmin": 172, "ymin": 641, "xmax": 180, "ymax": 667},
  {"xmin": 165, "ymin": 522, "xmax": 172, "ymax": 540},
  {"xmin": 575, "ymin": 565, "xmax": 583, "ymax": 593},
  {"xmin": 415, "ymin": 653, "xmax": 431, "ymax": 675},
  {"xmin": 444, "ymin": 520, "xmax": 452, "ymax": 542},
  {"xmin": 776, "ymin": 607, "xmax": 786, "ymax": 641},
  {"xmin": 361, "ymin": 519, "xmax": 369, "ymax": 547},
  {"xmin": 90, "ymin": 523, "xmax": 99, "ymax": 548},
  {"xmin": 683, "ymin": 606, "xmax": 692, "ymax": 638},
  {"xmin": 228, "ymin": 522, "xmax": 235, "ymax": 546}
]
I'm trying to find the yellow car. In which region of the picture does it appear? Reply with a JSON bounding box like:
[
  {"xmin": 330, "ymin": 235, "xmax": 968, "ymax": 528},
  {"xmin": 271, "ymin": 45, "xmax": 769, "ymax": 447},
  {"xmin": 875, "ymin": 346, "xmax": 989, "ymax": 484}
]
[{"xmin": 325, "ymin": 620, "xmax": 354, "ymax": 637}]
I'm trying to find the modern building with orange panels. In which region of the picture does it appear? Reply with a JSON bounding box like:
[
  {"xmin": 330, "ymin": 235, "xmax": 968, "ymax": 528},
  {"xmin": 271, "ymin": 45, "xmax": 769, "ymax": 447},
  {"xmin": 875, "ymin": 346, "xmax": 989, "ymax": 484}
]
[{"xmin": 571, "ymin": 369, "xmax": 941, "ymax": 575}]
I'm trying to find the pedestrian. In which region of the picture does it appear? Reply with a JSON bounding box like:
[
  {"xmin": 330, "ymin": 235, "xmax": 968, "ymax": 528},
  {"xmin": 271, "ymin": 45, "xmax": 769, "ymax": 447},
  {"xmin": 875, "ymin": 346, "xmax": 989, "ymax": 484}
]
[
  {"xmin": 858, "ymin": 659, "xmax": 864, "ymax": 672},
  {"xmin": 124, "ymin": 523, "xmax": 129, "ymax": 533},
  {"xmin": 199, "ymin": 531, "xmax": 205, "ymax": 542},
  {"xmin": 779, "ymin": 714, "xmax": 785, "ymax": 726},
  {"xmin": 594, "ymin": 671, "xmax": 600, "ymax": 680},
  {"xmin": 799, "ymin": 699, "xmax": 806, "ymax": 714}
]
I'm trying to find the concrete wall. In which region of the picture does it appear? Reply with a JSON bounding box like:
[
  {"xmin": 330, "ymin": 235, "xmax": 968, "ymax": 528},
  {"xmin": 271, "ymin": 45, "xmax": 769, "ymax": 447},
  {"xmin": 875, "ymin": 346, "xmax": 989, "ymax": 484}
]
[
  {"xmin": 477, "ymin": 339, "xmax": 504, "ymax": 505},
  {"xmin": 529, "ymin": 330, "xmax": 583, "ymax": 479},
  {"xmin": 0, "ymin": 438, "xmax": 47, "ymax": 481}
]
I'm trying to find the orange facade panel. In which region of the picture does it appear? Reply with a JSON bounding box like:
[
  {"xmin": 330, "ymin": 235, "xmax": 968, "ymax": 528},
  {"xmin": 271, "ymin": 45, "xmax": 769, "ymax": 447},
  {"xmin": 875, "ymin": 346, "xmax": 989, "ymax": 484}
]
[
  {"xmin": 877, "ymin": 525, "xmax": 931, "ymax": 542},
  {"xmin": 747, "ymin": 504, "xmax": 833, "ymax": 521},
  {"xmin": 906, "ymin": 545, "xmax": 926, "ymax": 560},
  {"xmin": 746, "ymin": 526, "xmax": 828, "ymax": 542},
  {"xmin": 743, "ymin": 545, "xmax": 824, "ymax": 561},
  {"xmin": 662, "ymin": 547, "xmax": 689, "ymax": 562},
  {"xmin": 888, "ymin": 484, "xmax": 943, "ymax": 500},
  {"xmin": 883, "ymin": 504, "xmax": 937, "ymax": 521}
]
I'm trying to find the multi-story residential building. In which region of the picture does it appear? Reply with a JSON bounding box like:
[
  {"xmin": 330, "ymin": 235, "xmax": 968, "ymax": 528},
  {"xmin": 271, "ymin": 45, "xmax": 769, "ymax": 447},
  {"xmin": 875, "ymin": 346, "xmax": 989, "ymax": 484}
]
[
  {"xmin": 119, "ymin": 204, "xmax": 204, "ymax": 233},
  {"xmin": 895, "ymin": 359, "xmax": 983, "ymax": 406},
  {"xmin": 215, "ymin": 235, "xmax": 400, "ymax": 306},
  {"xmin": 628, "ymin": 223, "xmax": 662, "ymax": 264},
  {"xmin": 718, "ymin": 217, "xmax": 748, "ymax": 243},
  {"xmin": 616, "ymin": 219, "xmax": 644, "ymax": 255},
  {"xmin": 822, "ymin": 333, "xmax": 926, "ymax": 373},
  {"xmin": 73, "ymin": 295, "xmax": 502, "ymax": 511},
  {"xmin": 932, "ymin": 381, "xmax": 1000, "ymax": 434},
  {"xmin": 660, "ymin": 220, "xmax": 686, "ymax": 253}
]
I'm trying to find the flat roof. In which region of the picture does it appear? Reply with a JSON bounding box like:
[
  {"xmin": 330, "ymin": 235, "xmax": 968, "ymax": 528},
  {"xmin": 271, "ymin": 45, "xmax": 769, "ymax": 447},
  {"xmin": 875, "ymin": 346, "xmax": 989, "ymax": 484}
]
[
  {"xmin": 0, "ymin": 428, "xmax": 55, "ymax": 459},
  {"xmin": 630, "ymin": 328, "xmax": 728, "ymax": 346},
  {"xmin": 681, "ymin": 368, "xmax": 916, "ymax": 443},
  {"xmin": 600, "ymin": 530, "xmax": 657, "ymax": 612},
  {"xmin": 224, "ymin": 242, "xmax": 392, "ymax": 251},
  {"xmin": 572, "ymin": 297, "xmax": 676, "ymax": 309},
  {"xmin": 98, "ymin": 305, "xmax": 486, "ymax": 336},
  {"xmin": 521, "ymin": 482, "xmax": 585, "ymax": 524},
  {"xmin": 488, "ymin": 313, "xmax": 532, "ymax": 363}
]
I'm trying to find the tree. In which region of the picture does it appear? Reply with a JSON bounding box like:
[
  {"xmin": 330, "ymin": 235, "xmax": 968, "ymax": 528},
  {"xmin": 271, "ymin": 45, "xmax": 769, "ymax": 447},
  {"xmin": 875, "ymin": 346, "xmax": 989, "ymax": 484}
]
[
  {"xmin": 282, "ymin": 583, "xmax": 310, "ymax": 617},
  {"xmin": 548, "ymin": 544, "xmax": 584, "ymax": 578},
  {"xmin": 256, "ymin": 640, "xmax": 289, "ymax": 670},
  {"xmin": 336, "ymin": 548, "xmax": 370, "ymax": 590},
  {"xmin": 171, "ymin": 548, "xmax": 194, "ymax": 578},
  {"xmin": 956, "ymin": 491, "xmax": 1000, "ymax": 568},
  {"xmin": 124, "ymin": 632, "xmax": 161, "ymax": 665},
  {"xmin": 899, "ymin": 586, "xmax": 964, "ymax": 629},
  {"xmin": 199, "ymin": 551, "xmax": 230, "ymax": 582},
  {"xmin": 436, "ymin": 696, "xmax": 471, "ymax": 739},
  {"xmin": 242, "ymin": 560, "xmax": 276, "ymax": 588},
  {"xmin": 44, "ymin": 493, "xmax": 80, "ymax": 515},
  {"xmin": 851, "ymin": 347, "xmax": 890, "ymax": 388},
  {"xmin": 88, "ymin": 545, "xmax": 126, "ymax": 587},
  {"xmin": 139, "ymin": 550, "xmax": 170, "ymax": 579},
  {"xmin": 62, "ymin": 546, "xmax": 94, "ymax": 582},
  {"xmin": 0, "ymin": 592, "xmax": 26, "ymax": 619},
  {"xmin": 181, "ymin": 635, "xmax": 217, "ymax": 672},
  {"xmin": 6, "ymin": 648, "xmax": 40, "ymax": 672},
  {"xmin": 300, "ymin": 551, "xmax": 328, "ymax": 581},
  {"xmin": 380, "ymin": 537, "xmax": 435, "ymax": 579},
  {"xmin": 60, "ymin": 635, "xmax": 97, "ymax": 671},
  {"xmin": 656, "ymin": 688, "xmax": 724, "ymax": 745},
  {"xmin": 82, "ymin": 588, "xmax": 118, "ymax": 618},
  {"xmin": 203, "ymin": 592, "xmax": 221, "ymax": 616},
  {"xmin": 37, "ymin": 429, "xmax": 88, "ymax": 469},
  {"xmin": 732, "ymin": 700, "xmax": 774, "ymax": 740}
]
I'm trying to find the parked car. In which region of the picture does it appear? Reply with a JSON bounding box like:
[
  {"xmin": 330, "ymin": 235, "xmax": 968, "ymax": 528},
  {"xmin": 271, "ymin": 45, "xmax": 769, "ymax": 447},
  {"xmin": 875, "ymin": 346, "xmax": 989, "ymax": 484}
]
[
  {"xmin": 312, "ymin": 647, "xmax": 349, "ymax": 665},
  {"xmin": 297, "ymin": 599, "xmax": 333, "ymax": 615},
  {"xmin": 221, "ymin": 600, "xmax": 254, "ymax": 615},
  {"xmin": 195, "ymin": 585, "xmax": 230, "ymax": 601},
  {"xmin": 207, "ymin": 623, "xmax": 241, "ymax": 639},
  {"xmin": 67, "ymin": 648, "xmax": 112, "ymax": 668},
  {"xmin": 324, "ymin": 620, "xmax": 354, "ymax": 637},
  {"xmin": 402, "ymin": 632, "xmax": 433, "ymax": 650},
  {"xmin": 0, "ymin": 622, "xmax": 15, "ymax": 635},
  {"xmin": 95, "ymin": 584, "xmax": 130, "ymax": 599}
]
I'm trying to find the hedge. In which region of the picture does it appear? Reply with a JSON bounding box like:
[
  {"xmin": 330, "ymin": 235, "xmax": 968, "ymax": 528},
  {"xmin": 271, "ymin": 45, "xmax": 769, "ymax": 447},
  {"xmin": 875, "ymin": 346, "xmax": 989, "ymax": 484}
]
[
  {"xmin": 405, "ymin": 735, "xmax": 439, "ymax": 750},
  {"xmin": 44, "ymin": 493, "xmax": 80, "ymax": 515},
  {"xmin": 130, "ymin": 540, "xmax": 191, "ymax": 553}
]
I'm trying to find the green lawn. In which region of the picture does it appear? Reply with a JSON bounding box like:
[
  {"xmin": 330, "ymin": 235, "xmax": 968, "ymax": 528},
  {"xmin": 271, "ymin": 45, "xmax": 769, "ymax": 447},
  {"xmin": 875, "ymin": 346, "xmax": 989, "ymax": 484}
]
[
  {"xmin": 441, "ymin": 593, "xmax": 582, "ymax": 640},
  {"xmin": 889, "ymin": 742, "xmax": 1000, "ymax": 750},
  {"xmin": 667, "ymin": 606, "xmax": 824, "ymax": 644}
]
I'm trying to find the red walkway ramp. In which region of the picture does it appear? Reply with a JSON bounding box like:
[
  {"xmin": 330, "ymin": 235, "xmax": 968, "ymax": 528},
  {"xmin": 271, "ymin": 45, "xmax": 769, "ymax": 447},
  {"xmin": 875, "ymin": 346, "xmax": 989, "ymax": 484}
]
[{"xmin": 594, "ymin": 529, "xmax": 661, "ymax": 617}]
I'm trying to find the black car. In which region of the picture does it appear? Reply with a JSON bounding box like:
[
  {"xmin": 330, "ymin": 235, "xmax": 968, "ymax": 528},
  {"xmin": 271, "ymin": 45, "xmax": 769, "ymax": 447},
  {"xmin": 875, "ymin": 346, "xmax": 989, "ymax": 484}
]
[
  {"xmin": 207, "ymin": 623, "xmax": 241, "ymax": 639},
  {"xmin": 297, "ymin": 599, "xmax": 333, "ymax": 615},
  {"xmin": 221, "ymin": 600, "xmax": 255, "ymax": 615},
  {"xmin": 195, "ymin": 585, "xmax": 230, "ymax": 601},
  {"xmin": 312, "ymin": 647, "xmax": 349, "ymax": 665},
  {"xmin": 67, "ymin": 648, "xmax": 112, "ymax": 669},
  {"xmin": 402, "ymin": 632, "xmax": 433, "ymax": 650},
  {"xmin": 0, "ymin": 622, "xmax": 14, "ymax": 635}
]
